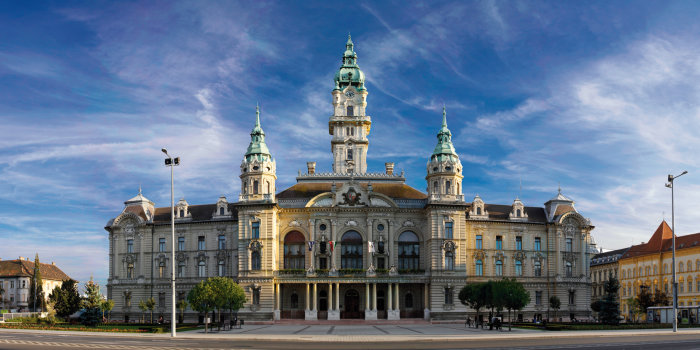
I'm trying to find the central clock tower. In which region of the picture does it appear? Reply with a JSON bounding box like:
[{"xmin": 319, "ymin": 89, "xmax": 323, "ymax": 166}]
[{"xmin": 329, "ymin": 35, "xmax": 370, "ymax": 174}]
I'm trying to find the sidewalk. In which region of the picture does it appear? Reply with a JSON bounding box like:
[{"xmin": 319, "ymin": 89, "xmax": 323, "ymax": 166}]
[{"xmin": 2, "ymin": 324, "xmax": 700, "ymax": 343}]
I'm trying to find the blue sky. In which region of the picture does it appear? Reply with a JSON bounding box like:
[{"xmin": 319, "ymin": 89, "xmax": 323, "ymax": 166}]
[{"xmin": 2, "ymin": 1, "xmax": 700, "ymax": 289}]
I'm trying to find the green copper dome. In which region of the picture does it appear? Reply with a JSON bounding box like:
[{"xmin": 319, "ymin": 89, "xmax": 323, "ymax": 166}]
[
  {"xmin": 245, "ymin": 105, "xmax": 273, "ymax": 162},
  {"xmin": 432, "ymin": 106, "xmax": 458, "ymax": 161},
  {"xmin": 334, "ymin": 34, "xmax": 366, "ymax": 91}
]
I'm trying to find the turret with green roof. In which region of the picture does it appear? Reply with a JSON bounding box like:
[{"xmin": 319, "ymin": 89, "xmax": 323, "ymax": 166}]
[
  {"xmin": 431, "ymin": 106, "xmax": 459, "ymax": 162},
  {"xmin": 244, "ymin": 104, "xmax": 273, "ymax": 162},
  {"xmin": 334, "ymin": 34, "xmax": 366, "ymax": 91}
]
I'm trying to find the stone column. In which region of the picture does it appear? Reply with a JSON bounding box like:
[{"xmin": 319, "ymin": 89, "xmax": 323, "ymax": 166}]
[
  {"xmin": 273, "ymin": 283, "xmax": 281, "ymax": 320},
  {"xmin": 395, "ymin": 283, "xmax": 400, "ymax": 311},
  {"xmin": 328, "ymin": 283, "xmax": 333, "ymax": 310},
  {"xmin": 388, "ymin": 283, "xmax": 393, "ymax": 311},
  {"xmin": 424, "ymin": 283, "xmax": 430, "ymax": 320},
  {"xmin": 335, "ymin": 282, "xmax": 340, "ymax": 310},
  {"xmin": 310, "ymin": 219, "xmax": 316, "ymax": 270},
  {"xmin": 305, "ymin": 282, "xmax": 317, "ymax": 320},
  {"xmin": 328, "ymin": 282, "xmax": 340, "ymax": 320},
  {"xmin": 365, "ymin": 283, "xmax": 370, "ymax": 311},
  {"xmin": 372, "ymin": 283, "xmax": 377, "ymax": 312},
  {"xmin": 388, "ymin": 282, "xmax": 400, "ymax": 320},
  {"xmin": 306, "ymin": 283, "xmax": 310, "ymax": 311},
  {"xmin": 313, "ymin": 283, "xmax": 318, "ymax": 311}
]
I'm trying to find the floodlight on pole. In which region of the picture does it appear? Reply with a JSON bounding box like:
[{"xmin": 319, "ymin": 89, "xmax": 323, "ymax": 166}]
[
  {"xmin": 666, "ymin": 170, "xmax": 687, "ymax": 333},
  {"xmin": 163, "ymin": 148, "xmax": 180, "ymax": 338}
]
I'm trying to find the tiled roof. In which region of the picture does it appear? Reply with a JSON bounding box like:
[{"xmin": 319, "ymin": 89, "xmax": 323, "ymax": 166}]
[
  {"xmin": 621, "ymin": 221, "xmax": 700, "ymax": 259},
  {"xmin": 152, "ymin": 203, "xmax": 238, "ymax": 224},
  {"xmin": 276, "ymin": 182, "xmax": 427, "ymax": 200},
  {"xmin": 591, "ymin": 247, "xmax": 629, "ymax": 266},
  {"xmin": 474, "ymin": 204, "xmax": 548, "ymax": 223},
  {"xmin": 0, "ymin": 259, "xmax": 71, "ymax": 281}
]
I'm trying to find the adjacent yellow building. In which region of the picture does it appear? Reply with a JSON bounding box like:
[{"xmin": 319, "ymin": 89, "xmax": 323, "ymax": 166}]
[{"xmin": 617, "ymin": 221, "xmax": 700, "ymax": 319}]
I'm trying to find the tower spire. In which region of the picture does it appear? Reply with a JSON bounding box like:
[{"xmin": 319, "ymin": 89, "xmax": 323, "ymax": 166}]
[
  {"xmin": 442, "ymin": 104, "xmax": 447, "ymax": 128},
  {"xmin": 432, "ymin": 106, "xmax": 457, "ymax": 161},
  {"xmin": 255, "ymin": 103, "xmax": 261, "ymax": 128},
  {"xmin": 245, "ymin": 104, "xmax": 272, "ymax": 162}
]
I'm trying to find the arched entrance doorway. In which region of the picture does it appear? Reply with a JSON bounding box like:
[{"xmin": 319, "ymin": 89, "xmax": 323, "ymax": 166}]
[{"xmin": 342, "ymin": 289, "xmax": 362, "ymax": 319}]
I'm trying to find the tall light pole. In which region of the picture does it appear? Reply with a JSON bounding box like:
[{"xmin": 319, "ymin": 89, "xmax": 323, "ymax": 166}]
[
  {"xmin": 666, "ymin": 170, "xmax": 687, "ymax": 333},
  {"xmin": 162, "ymin": 148, "xmax": 179, "ymax": 337}
]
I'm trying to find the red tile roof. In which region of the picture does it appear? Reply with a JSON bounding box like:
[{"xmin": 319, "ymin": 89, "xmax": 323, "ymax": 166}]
[
  {"xmin": 0, "ymin": 259, "xmax": 71, "ymax": 281},
  {"xmin": 622, "ymin": 221, "xmax": 700, "ymax": 259}
]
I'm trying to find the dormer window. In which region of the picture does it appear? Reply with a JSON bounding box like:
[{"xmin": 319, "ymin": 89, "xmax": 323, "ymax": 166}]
[
  {"xmin": 477, "ymin": 207, "xmax": 481, "ymax": 215},
  {"xmin": 347, "ymin": 105, "xmax": 354, "ymax": 116},
  {"xmin": 179, "ymin": 210, "xmax": 184, "ymax": 218}
]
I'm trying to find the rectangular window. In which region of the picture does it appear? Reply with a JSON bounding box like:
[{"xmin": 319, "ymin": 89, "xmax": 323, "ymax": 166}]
[
  {"xmin": 253, "ymin": 288, "xmax": 260, "ymax": 305},
  {"xmin": 198, "ymin": 262, "xmax": 206, "ymax": 277},
  {"xmin": 496, "ymin": 236, "xmax": 503, "ymax": 250},
  {"xmin": 516, "ymin": 236, "xmax": 522, "ymax": 251},
  {"xmin": 347, "ymin": 149, "xmax": 353, "ymax": 160},
  {"xmin": 320, "ymin": 257, "xmax": 328, "ymax": 270},
  {"xmin": 127, "ymin": 239, "xmax": 134, "ymax": 253},
  {"xmin": 376, "ymin": 257, "xmax": 384, "ymax": 270},
  {"xmin": 445, "ymin": 181, "xmax": 451, "ymax": 194},
  {"xmin": 218, "ymin": 261, "xmax": 225, "ymax": 277},
  {"xmin": 476, "ymin": 235, "xmax": 482, "ymax": 249},
  {"xmin": 158, "ymin": 263, "xmax": 165, "ymax": 278},
  {"xmin": 566, "ymin": 238, "xmax": 573, "ymax": 252},
  {"xmin": 178, "ymin": 262, "xmax": 185, "ymax": 278},
  {"xmin": 568, "ymin": 291, "xmax": 575, "ymax": 305},
  {"xmin": 535, "ymin": 291, "xmax": 542, "ymax": 305},
  {"xmin": 444, "ymin": 287, "xmax": 453, "ymax": 305},
  {"xmin": 198, "ymin": 236, "xmax": 205, "ymax": 250},
  {"xmin": 252, "ymin": 222, "xmax": 260, "ymax": 239},
  {"xmin": 495, "ymin": 261, "xmax": 503, "ymax": 276},
  {"xmin": 534, "ymin": 237, "xmax": 541, "ymax": 251},
  {"xmin": 178, "ymin": 237, "xmax": 185, "ymax": 251},
  {"xmin": 218, "ymin": 235, "xmax": 226, "ymax": 250},
  {"xmin": 159, "ymin": 292, "xmax": 166, "ymax": 308},
  {"xmin": 445, "ymin": 222, "xmax": 453, "ymax": 239},
  {"xmin": 515, "ymin": 261, "xmax": 523, "ymax": 276},
  {"xmin": 476, "ymin": 260, "xmax": 483, "ymax": 276},
  {"xmin": 11, "ymin": 281, "xmax": 14, "ymax": 289},
  {"xmin": 159, "ymin": 238, "xmax": 166, "ymax": 252}
]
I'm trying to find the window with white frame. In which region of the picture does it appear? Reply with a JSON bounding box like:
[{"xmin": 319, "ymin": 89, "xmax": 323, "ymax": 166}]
[{"xmin": 444, "ymin": 221, "xmax": 453, "ymax": 239}]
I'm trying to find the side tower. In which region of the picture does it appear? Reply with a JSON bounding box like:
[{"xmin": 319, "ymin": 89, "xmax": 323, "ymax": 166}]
[
  {"xmin": 426, "ymin": 107, "xmax": 464, "ymax": 203},
  {"xmin": 330, "ymin": 35, "xmax": 371, "ymax": 174},
  {"xmin": 240, "ymin": 105, "xmax": 276, "ymax": 202}
]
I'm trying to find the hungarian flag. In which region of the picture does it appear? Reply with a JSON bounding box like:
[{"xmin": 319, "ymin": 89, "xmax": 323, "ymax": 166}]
[
  {"xmin": 368, "ymin": 241, "xmax": 375, "ymax": 253},
  {"xmin": 308, "ymin": 241, "xmax": 315, "ymax": 251},
  {"xmin": 329, "ymin": 241, "xmax": 335, "ymax": 253}
]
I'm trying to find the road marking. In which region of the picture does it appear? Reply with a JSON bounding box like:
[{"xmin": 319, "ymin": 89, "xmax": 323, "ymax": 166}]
[{"xmin": 0, "ymin": 339, "xmax": 249, "ymax": 350}]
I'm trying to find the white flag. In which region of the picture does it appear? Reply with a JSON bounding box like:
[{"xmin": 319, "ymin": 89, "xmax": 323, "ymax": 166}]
[{"xmin": 368, "ymin": 241, "xmax": 375, "ymax": 253}]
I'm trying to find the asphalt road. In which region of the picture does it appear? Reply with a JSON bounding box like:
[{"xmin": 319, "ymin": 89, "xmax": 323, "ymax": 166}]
[{"xmin": 1, "ymin": 331, "xmax": 700, "ymax": 350}]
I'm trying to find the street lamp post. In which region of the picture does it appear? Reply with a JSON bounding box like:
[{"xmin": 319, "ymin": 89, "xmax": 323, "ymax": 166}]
[
  {"xmin": 162, "ymin": 148, "xmax": 180, "ymax": 338},
  {"xmin": 666, "ymin": 170, "xmax": 687, "ymax": 333}
]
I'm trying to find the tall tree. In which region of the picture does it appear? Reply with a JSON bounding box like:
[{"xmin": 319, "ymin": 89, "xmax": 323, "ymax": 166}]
[
  {"xmin": 459, "ymin": 283, "xmax": 485, "ymax": 328},
  {"xmin": 188, "ymin": 280, "xmax": 215, "ymax": 333},
  {"xmin": 48, "ymin": 279, "xmax": 81, "ymax": 319},
  {"xmin": 176, "ymin": 299, "xmax": 188, "ymax": 324},
  {"xmin": 28, "ymin": 253, "xmax": 45, "ymax": 312},
  {"xmin": 598, "ymin": 273, "xmax": 620, "ymax": 325},
  {"xmin": 80, "ymin": 278, "xmax": 103, "ymax": 326},
  {"xmin": 138, "ymin": 299, "xmax": 148, "ymax": 323},
  {"xmin": 145, "ymin": 297, "xmax": 156, "ymax": 324},
  {"xmin": 100, "ymin": 299, "xmax": 114, "ymax": 322},
  {"xmin": 549, "ymin": 296, "xmax": 561, "ymax": 321},
  {"xmin": 626, "ymin": 298, "xmax": 642, "ymax": 322},
  {"xmin": 653, "ymin": 289, "xmax": 670, "ymax": 306},
  {"xmin": 501, "ymin": 279, "xmax": 530, "ymax": 331}
]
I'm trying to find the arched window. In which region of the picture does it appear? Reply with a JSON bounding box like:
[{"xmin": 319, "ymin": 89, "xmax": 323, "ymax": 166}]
[
  {"xmin": 534, "ymin": 261, "xmax": 542, "ymax": 277},
  {"xmin": 219, "ymin": 207, "xmax": 225, "ymax": 216},
  {"xmin": 284, "ymin": 231, "xmax": 306, "ymax": 269},
  {"xmin": 477, "ymin": 207, "xmax": 482, "ymax": 215},
  {"xmin": 267, "ymin": 182, "xmax": 271, "ymax": 193},
  {"xmin": 291, "ymin": 292, "xmax": 299, "ymax": 309},
  {"xmin": 251, "ymin": 251, "xmax": 261, "ymax": 270},
  {"xmin": 253, "ymin": 180, "xmax": 259, "ymax": 194},
  {"xmin": 405, "ymin": 292, "xmax": 414, "ymax": 309},
  {"xmin": 495, "ymin": 260, "xmax": 503, "ymax": 276},
  {"xmin": 398, "ymin": 231, "xmax": 420, "ymax": 270},
  {"xmin": 516, "ymin": 209, "xmax": 521, "ymax": 217},
  {"xmin": 680, "ymin": 262, "xmax": 684, "ymax": 273},
  {"xmin": 687, "ymin": 260, "xmax": 693, "ymax": 272},
  {"xmin": 664, "ymin": 264, "xmax": 668, "ymax": 274},
  {"xmin": 179, "ymin": 209, "xmax": 184, "ymax": 218},
  {"xmin": 565, "ymin": 261, "xmax": 572, "ymax": 277},
  {"xmin": 433, "ymin": 181, "xmax": 438, "ymax": 192},
  {"xmin": 515, "ymin": 260, "xmax": 523, "ymax": 276},
  {"xmin": 445, "ymin": 251, "xmax": 454, "ymax": 270},
  {"xmin": 347, "ymin": 105, "xmax": 354, "ymax": 116},
  {"xmin": 341, "ymin": 231, "xmax": 363, "ymax": 269},
  {"xmin": 476, "ymin": 259, "xmax": 483, "ymax": 276},
  {"xmin": 243, "ymin": 180, "xmax": 247, "ymax": 194},
  {"xmin": 198, "ymin": 260, "xmax": 206, "ymax": 277},
  {"xmin": 445, "ymin": 180, "xmax": 451, "ymax": 194}
]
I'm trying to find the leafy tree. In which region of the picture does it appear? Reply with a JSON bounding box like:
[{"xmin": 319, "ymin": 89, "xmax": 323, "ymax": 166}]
[
  {"xmin": 28, "ymin": 253, "xmax": 45, "ymax": 312},
  {"xmin": 636, "ymin": 286, "xmax": 654, "ymax": 314},
  {"xmin": 653, "ymin": 289, "xmax": 670, "ymax": 306},
  {"xmin": 80, "ymin": 278, "xmax": 103, "ymax": 326},
  {"xmin": 598, "ymin": 274, "xmax": 620, "ymax": 325},
  {"xmin": 48, "ymin": 279, "xmax": 81, "ymax": 319},
  {"xmin": 626, "ymin": 298, "xmax": 642, "ymax": 322},
  {"xmin": 188, "ymin": 280, "xmax": 215, "ymax": 333},
  {"xmin": 145, "ymin": 297, "xmax": 156, "ymax": 323},
  {"xmin": 590, "ymin": 299, "xmax": 602, "ymax": 313},
  {"xmin": 138, "ymin": 300, "xmax": 148, "ymax": 323},
  {"xmin": 177, "ymin": 299, "xmax": 188, "ymax": 323},
  {"xmin": 549, "ymin": 296, "xmax": 561, "ymax": 321},
  {"xmin": 100, "ymin": 299, "xmax": 114, "ymax": 322},
  {"xmin": 459, "ymin": 283, "xmax": 484, "ymax": 328},
  {"xmin": 500, "ymin": 279, "xmax": 530, "ymax": 331}
]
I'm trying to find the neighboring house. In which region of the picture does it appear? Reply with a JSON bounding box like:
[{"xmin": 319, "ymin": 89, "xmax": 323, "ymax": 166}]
[
  {"xmin": 0, "ymin": 257, "xmax": 71, "ymax": 311},
  {"xmin": 105, "ymin": 36, "xmax": 597, "ymax": 323},
  {"xmin": 618, "ymin": 221, "xmax": 700, "ymax": 320},
  {"xmin": 591, "ymin": 247, "xmax": 628, "ymax": 300}
]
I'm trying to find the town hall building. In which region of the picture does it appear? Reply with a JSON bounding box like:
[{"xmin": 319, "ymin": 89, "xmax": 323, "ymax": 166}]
[{"xmin": 105, "ymin": 36, "xmax": 597, "ymax": 323}]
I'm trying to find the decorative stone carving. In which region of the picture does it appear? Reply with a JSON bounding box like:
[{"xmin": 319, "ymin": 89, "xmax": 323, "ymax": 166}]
[
  {"xmin": 289, "ymin": 219, "xmax": 302, "ymax": 227},
  {"xmin": 176, "ymin": 252, "xmax": 187, "ymax": 262},
  {"xmin": 345, "ymin": 220, "xmax": 358, "ymax": 227},
  {"xmin": 403, "ymin": 220, "xmax": 415, "ymax": 227},
  {"xmin": 249, "ymin": 240, "xmax": 263, "ymax": 251},
  {"xmin": 341, "ymin": 187, "xmax": 365, "ymax": 206},
  {"xmin": 513, "ymin": 251, "xmax": 526, "ymax": 261}
]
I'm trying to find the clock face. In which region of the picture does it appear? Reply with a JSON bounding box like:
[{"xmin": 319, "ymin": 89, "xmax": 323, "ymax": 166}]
[{"xmin": 345, "ymin": 90, "xmax": 355, "ymax": 98}]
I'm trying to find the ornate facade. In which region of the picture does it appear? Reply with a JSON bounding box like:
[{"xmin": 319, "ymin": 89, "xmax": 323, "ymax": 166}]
[{"xmin": 106, "ymin": 36, "xmax": 596, "ymax": 322}]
